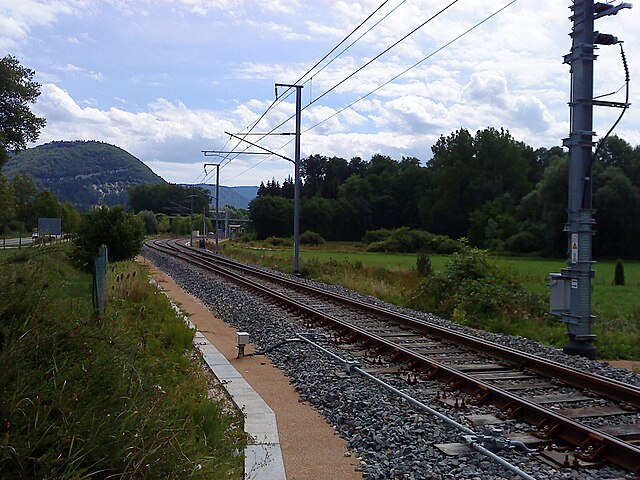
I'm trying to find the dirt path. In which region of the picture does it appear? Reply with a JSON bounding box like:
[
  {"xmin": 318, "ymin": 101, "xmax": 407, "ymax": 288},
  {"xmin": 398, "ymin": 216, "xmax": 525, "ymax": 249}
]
[{"xmin": 603, "ymin": 360, "xmax": 640, "ymax": 373}]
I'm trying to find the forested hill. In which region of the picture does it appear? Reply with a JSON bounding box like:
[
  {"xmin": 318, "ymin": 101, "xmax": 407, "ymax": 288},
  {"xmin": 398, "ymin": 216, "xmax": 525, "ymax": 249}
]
[{"xmin": 2, "ymin": 141, "xmax": 166, "ymax": 210}]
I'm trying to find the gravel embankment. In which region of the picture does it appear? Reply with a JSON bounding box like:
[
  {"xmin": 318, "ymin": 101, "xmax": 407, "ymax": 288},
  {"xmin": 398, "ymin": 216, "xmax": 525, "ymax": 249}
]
[{"xmin": 145, "ymin": 248, "xmax": 638, "ymax": 480}]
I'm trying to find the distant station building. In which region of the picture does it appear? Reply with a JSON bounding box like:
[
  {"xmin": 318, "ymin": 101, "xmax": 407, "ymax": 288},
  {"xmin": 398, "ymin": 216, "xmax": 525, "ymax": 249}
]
[{"xmin": 228, "ymin": 224, "xmax": 244, "ymax": 239}]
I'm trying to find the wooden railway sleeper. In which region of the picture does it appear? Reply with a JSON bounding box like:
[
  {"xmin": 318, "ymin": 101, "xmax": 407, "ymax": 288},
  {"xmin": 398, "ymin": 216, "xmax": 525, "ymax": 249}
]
[
  {"xmin": 362, "ymin": 350, "xmax": 382, "ymax": 365},
  {"xmin": 389, "ymin": 349, "xmax": 405, "ymax": 362},
  {"xmin": 346, "ymin": 331, "xmax": 362, "ymax": 343},
  {"xmin": 447, "ymin": 379, "xmax": 463, "ymax": 392}
]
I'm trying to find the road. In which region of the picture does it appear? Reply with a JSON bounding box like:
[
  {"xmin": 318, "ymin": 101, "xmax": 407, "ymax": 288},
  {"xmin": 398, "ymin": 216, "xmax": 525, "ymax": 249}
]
[{"xmin": 1, "ymin": 237, "xmax": 34, "ymax": 248}]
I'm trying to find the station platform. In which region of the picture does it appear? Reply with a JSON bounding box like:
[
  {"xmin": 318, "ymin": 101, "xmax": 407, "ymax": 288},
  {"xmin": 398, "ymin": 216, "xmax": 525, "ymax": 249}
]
[{"xmin": 142, "ymin": 257, "xmax": 361, "ymax": 480}]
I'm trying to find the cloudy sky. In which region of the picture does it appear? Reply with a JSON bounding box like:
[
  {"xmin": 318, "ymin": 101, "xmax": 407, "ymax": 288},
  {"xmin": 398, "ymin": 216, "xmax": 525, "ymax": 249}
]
[{"xmin": 1, "ymin": 0, "xmax": 637, "ymax": 186}]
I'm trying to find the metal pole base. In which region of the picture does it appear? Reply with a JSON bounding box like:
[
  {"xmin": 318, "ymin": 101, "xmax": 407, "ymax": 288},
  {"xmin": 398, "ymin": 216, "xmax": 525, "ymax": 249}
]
[{"xmin": 563, "ymin": 340, "xmax": 597, "ymax": 360}]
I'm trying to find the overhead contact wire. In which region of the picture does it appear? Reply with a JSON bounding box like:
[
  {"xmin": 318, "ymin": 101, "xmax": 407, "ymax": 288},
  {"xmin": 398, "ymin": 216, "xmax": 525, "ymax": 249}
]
[
  {"xmin": 305, "ymin": 0, "xmax": 518, "ymax": 133},
  {"xmin": 205, "ymin": 0, "xmax": 395, "ymax": 181},
  {"xmin": 225, "ymin": 0, "xmax": 471, "ymax": 182}
]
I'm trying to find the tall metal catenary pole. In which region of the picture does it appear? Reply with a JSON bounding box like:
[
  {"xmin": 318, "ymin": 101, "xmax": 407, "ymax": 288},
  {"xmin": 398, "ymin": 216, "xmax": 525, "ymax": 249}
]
[
  {"xmin": 554, "ymin": 0, "xmax": 632, "ymax": 359},
  {"xmin": 190, "ymin": 193, "xmax": 194, "ymax": 247},
  {"xmin": 215, "ymin": 163, "xmax": 220, "ymax": 255},
  {"xmin": 275, "ymin": 83, "xmax": 303, "ymax": 275},
  {"xmin": 560, "ymin": 0, "xmax": 598, "ymax": 359},
  {"xmin": 202, "ymin": 162, "xmax": 221, "ymax": 253},
  {"xmin": 293, "ymin": 86, "xmax": 302, "ymax": 275}
]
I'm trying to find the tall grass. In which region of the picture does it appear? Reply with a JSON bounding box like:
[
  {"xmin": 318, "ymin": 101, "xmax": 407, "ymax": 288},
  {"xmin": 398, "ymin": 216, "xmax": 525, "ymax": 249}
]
[
  {"xmin": 224, "ymin": 245, "xmax": 420, "ymax": 306},
  {"xmin": 0, "ymin": 246, "xmax": 245, "ymax": 478}
]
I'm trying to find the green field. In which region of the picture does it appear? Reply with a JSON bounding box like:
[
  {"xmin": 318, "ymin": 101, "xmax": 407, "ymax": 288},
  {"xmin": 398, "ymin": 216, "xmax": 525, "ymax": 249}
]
[
  {"xmin": 495, "ymin": 256, "xmax": 640, "ymax": 320},
  {"xmin": 232, "ymin": 244, "xmax": 639, "ymax": 319}
]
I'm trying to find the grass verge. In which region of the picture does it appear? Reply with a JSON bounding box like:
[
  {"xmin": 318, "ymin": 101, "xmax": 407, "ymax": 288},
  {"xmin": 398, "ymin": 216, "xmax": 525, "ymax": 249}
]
[{"xmin": 0, "ymin": 245, "xmax": 246, "ymax": 479}]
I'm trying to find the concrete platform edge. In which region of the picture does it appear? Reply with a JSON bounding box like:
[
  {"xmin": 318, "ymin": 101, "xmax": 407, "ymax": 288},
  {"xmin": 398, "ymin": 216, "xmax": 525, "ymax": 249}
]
[{"xmin": 151, "ymin": 278, "xmax": 287, "ymax": 480}]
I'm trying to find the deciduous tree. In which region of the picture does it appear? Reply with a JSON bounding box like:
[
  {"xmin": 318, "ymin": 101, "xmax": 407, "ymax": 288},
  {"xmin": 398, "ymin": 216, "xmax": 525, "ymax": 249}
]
[
  {"xmin": 0, "ymin": 174, "xmax": 16, "ymax": 234},
  {"xmin": 72, "ymin": 205, "xmax": 145, "ymax": 269},
  {"xmin": 0, "ymin": 55, "xmax": 46, "ymax": 167},
  {"xmin": 249, "ymin": 195, "xmax": 293, "ymax": 239}
]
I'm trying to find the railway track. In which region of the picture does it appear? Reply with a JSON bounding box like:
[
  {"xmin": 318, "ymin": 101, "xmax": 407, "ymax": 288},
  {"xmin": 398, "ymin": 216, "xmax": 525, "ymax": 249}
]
[{"xmin": 145, "ymin": 238, "xmax": 640, "ymax": 476}]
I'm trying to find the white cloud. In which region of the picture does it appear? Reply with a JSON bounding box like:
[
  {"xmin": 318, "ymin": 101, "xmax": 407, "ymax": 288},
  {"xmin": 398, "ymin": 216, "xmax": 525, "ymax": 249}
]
[
  {"xmin": 245, "ymin": 19, "xmax": 312, "ymax": 41},
  {"xmin": 34, "ymin": 83, "xmax": 239, "ymax": 173},
  {"xmin": 456, "ymin": 72, "xmax": 564, "ymax": 146},
  {"xmin": 0, "ymin": 0, "xmax": 83, "ymax": 48},
  {"xmin": 373, "ymin": 95, "xmax": 453, "ymax": 133},
  {"xmin": 51, "ymin": 62, "xmax": 105, "ymax": 82},
  {"xmin": 8, "ymin": 0, "xmax": 636, "ymax": 187}
]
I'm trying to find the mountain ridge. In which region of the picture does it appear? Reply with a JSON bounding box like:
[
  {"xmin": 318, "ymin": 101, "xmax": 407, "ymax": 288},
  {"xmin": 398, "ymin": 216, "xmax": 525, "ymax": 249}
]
[
  {"xmin": 3, "ymin": 141, "xmax": 259, "ymax": 210},
  {"xmin": 3, "ymin": 140, "xmax": 166, "ymax": 210}
]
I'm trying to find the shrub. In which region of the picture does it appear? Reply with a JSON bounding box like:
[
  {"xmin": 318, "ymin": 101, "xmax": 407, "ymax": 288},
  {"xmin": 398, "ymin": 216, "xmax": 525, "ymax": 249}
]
[
  {"xmin": 410, "ymin": 244, "xmax": 546, "ymax": 328},
  {"xmin": 300, "ymin": 230, "xmax": 325, "ymax": 245},
  {"xmin": 613, "ymin": 259, "xmax": 625, "ymax": 286},
  {"xmin": 298, "ymin": 258, "xmax": 322, "ymax": 277},
  {"xmin": 365, "ymin": 227, "xmax": 461, "ymax": 254},
  {"xmin": 71, "ymin": 205, "xmax": 146, "ymax": 270},
  {"xmin": 265, "ymin": 236, "xmax": 293, "ymax": 247},
  {"xmin": 234, "ymin": 232, "xmax": 253, "ymax": 242},
  {"xmin": 504, "ymin": 231, "xmax": 539, "ymax": 253},
  {"xmin": 416, "ymin": 252, "xmax": 432, "ymax": 276},
  {"xmin": 430, "ymin": 235, "xmax": 463, "ymax": 254},
  {"xmin": 361, "ymin": 229, "xmax": 393, "ymax": 244},
  {"xmin": 137, "ymin": 209, "xmax": 158, "ymax": 234}
]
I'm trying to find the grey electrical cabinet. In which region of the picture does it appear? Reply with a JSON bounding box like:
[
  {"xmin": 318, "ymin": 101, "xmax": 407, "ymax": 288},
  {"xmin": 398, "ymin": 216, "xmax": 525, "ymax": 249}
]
[{"xmin": 549, "ymin": 273, "xmax": 571, "ymax": 315}]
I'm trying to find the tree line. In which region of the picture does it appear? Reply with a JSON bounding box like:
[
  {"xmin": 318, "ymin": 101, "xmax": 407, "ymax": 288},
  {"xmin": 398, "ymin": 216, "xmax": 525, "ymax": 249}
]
[
  {"xmin": 0, "ymin": 172, "xmax": 81, "ymax": 235},
  {"xmin": 249, "ymin": 128, "xmax": 640, "ymax": 259},
  {"xmin": 3, "ymin": 54, "xmax": 639, "ymax": 259},
  {"xmin": 128, "ymin": 183, "xmax": 212, "ymax": 217}
]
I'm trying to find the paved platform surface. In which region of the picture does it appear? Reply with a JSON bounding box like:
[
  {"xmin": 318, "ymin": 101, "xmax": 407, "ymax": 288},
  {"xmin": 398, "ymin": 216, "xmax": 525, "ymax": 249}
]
[{"xmin": 142, "ymin": 256, "xmax": 361, "ymax": 480}]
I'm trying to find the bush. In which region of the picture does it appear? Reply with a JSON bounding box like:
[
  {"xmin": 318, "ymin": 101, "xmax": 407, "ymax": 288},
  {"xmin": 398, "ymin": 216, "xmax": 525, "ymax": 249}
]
[
  {"xmin": 361, "ymin": 229, "xmax": 393, "ymax": 244},
  {"xmin": 300, "ymin": 230, "xmax": 325, "ymax": 245},
  {"xmin": 170, "ymin": 214, "xmax": 190, "ymax": 235},
  {"xmin": 71, "ymin": 205, "xmax": 146, "ymax": 270},
  {"xmin": 410, "ymin": 244, "xmax": 546, "ymax": 328},
  {"xmin": 365, "ymin": 227, "xmax": 461, "ymax": 254},
  {"xmin": 416, "ymin": 252, "xmax": 432, "ymax": 276},
  {"xmin": 234, "ymin": 232, "xmax": 252, "ymax": 242},
  {"xmin": 265, "ymin": 236, "xmax": 293, "ymax": 247},
  {"xmin": 430, "ymin": 235, "xmax": 463, "ymax": 254},
  {"xmin": 137, "ymin": 209, "xmax": 158, "ymax": 234},
  {"xmin": 613, "ymin": 259, "xmax": 625, "ymax": 285},
  {"xmin": 504, "ymin": 231, "xmax": 539, "ymax": 253}
]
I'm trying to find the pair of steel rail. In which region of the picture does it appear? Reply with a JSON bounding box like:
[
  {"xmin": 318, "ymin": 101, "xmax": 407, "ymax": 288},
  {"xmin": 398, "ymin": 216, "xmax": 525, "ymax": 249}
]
[{"xmin": 145, "ymin": 238, "xmax": 640, "ymax": 474}]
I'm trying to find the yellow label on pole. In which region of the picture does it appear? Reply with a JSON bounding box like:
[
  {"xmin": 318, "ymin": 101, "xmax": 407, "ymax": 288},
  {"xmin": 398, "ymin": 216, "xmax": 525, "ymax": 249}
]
[{"xmin": 571, "ymin": 234, "xmax": 578, "ymax": 263}]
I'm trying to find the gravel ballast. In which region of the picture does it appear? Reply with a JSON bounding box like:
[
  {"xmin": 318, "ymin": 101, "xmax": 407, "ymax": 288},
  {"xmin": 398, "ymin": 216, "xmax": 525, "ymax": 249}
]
[{"xmin": 144, "ymin": 248, "xmax": 638, "ymax": 480}]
